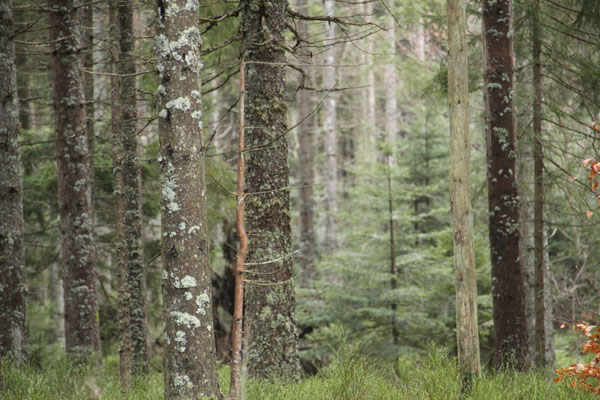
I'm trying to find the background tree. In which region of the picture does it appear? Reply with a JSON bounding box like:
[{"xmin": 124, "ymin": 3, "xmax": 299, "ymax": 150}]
[{"xmin": 48, "ymin": 0, "xmax": 101, "ymax": 359}]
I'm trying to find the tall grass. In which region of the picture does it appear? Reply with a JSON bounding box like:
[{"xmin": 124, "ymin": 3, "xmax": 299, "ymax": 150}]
[{"xmin": 2, "ymin": 345, "xmax": 595, "ymax": 399}]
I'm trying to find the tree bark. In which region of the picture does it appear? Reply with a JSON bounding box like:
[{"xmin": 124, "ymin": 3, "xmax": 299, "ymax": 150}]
[
  {"xmin": 155, "ymin": 0, "xmax": 220, "ymax": 397},
  {"xmin": 323, "ymin": 0, "xmax": 339, "ymax": 254},
  {"xmin": 117, "ymin": 0, "xmax": 148, "ymax": 377},
  {"xmin": 81, "ymin": 1, "xmax": 95, "ymax": 223},
  {"xmin": 482, "ymin": 0, "xmax": 529, "ymax": 370},
  {"xmin": 296, "ymin": 0, "xmax": 317, "ymax": 285},
  {"xmin": 0, "ymin": 0, "xmax": 28, "ymax": 363},
  {"xmin": 49, "ymin": 0, "xmax": 101, "ymax": 359},
  {"xmin": 532, "ymin": 0, "xmax": 554, "ymax": 367},
  {"xmin": 241, "ymin": 0, "xmax": 301, "ymax": 379},
  {"xmin": 447, "ymin": 0, "xmax": 481, "ymax": 376}
]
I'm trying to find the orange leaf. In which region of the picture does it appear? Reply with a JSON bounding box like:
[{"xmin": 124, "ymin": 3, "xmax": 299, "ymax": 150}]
[
  {"xmin": 587, "ymin": 210, "xmax": 593, "ymax": 219},
  {"xmin": 590, "ymin": 169, "xmax": 597, "ymax": 179},
  {"xmin": 594, "ymin": 163, "xmax": 600, "ymax": 173},
  {"xmin": 593, "ymin": 181, "xmax": 598, "ymax": 191},
  {"xmin": 585, "ymin": 158, "xmax": 595, "ymax": 167}
]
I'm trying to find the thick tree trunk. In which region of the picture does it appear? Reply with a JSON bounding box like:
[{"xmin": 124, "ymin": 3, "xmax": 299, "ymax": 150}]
[
  {"xmin": 532, "ymin": 1, "xmax": 554, "ymax": 367},
  {"xmin": 323, "ymin": 0, "xmax": 339, "ymax": 254},
  {"xmin": 241, "ymin": 0, "xmax": 301, "ymax": 379},
  {"xmin": 49, "ymin": 0, "xmax": 101, "ymax": 359},
  {"xmin": 155, "ymin": 1, "xmax": 220, "ymax": 397},
  {"xmin": 296, "ymin": 0, "xmax": 317, "ymax": 285},
  {"xmin": 0, "ymin": 0, "xmax": 28, "ymax": 362},
  {"xmin": 447, "ymin": 0, "xmax": 481, "ymax": 376},
  {"xmin": 482, "ymin": 0, "xmax": 529, "ymax": 370},
  {"xmin": 117, "ymin": 0, "xmax": 148, "ymax": 376}
]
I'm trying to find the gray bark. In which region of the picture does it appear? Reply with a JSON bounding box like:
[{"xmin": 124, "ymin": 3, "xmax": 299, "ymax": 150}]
[
  {"xmin": 155, "ymin": 0, "xmax": 220, "ymax": 397},
  {"xmin": 323, "ymin": 0, "xmax": 339, "ymax": 254},
  {"xmin": 49, "ymin": 0, "xmax": 101, "ymax": 359},
  {"xmin": 241, "ymin": 0, "xmax": 302, "ymax": 379},
  {"xmin": 296, "ymin": 0, "xmax": 317, "ymax": 284},
  {"xmin": 448, "ymin": 0, "xmax": 481, "ymax": 376},
  {"xmin": 0, "ymin": 0, "xmax": 28, "ymax": 362},
  {"xmin": 117, "ymin": 0, "xmax": 148, "ymax": 376}
]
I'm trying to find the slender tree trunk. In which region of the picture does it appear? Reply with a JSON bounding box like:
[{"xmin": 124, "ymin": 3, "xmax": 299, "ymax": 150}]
[
  {"xmin": 296, "ymin": 0, "xmax": 317, "ymax": 285},
  {"xmin": 109, "ymin": 0, "xmax": 131, "ymax": 383},
  {"xmin": 82, "ymin": 1, "xmax": 95, "ymax": 222},
  {"xmin": 518, "ymin": 111, "xmax": 535, "ymax": 363},
  {"xmin": 155, "ymin": 1, "xmax": 220, "ymax": 397},
  {"xmin": 0, "ymin": 0, "xmax": 28, "ymax": 363},
  {"xmin": 447, "ymin": 0, "xmax": 481, "ymax": 376},
  {"xmin": 323, "ymin": 0, "xmax": 339, "ymax": 254},
  {"xmin": 117, "ymin": 0, "xmax": 148, "ymax": 376},
  {"xmin": 49, "ymin": 0, "xmax": 101, "ymax": 359},
  {"xmin": 482, "ymin": 0, "xmax": 528, "ymax": 370},
  {"xmin": 49, "ymin": 262, "xmax": 65, "ymax": 347},
  {"xmin": 532, "ymin": 1, "xmax": 553, "ymax": 367},
  {"xmin": 241, "ymin": 0, "xmax": 301, "ymax": 379},
  {"xmin": 384, "ymin": 20, "xmax": 397, "ymax": 156},
  {"xmin": 363, "ymin": 0, "xmax": 376, "ymax": 161}
]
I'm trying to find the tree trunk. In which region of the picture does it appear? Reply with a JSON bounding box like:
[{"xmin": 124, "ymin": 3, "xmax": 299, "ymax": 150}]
[
  {"xmin": 0, "ymin": 0, "xmax": 28, "ymax": 362},
  {"xmin": 384, "ymin": 20, "xmax": 397, "ymax": 156},
  {"xmin": 532, "ymin": 1, "xmax": 554, "ymax": 367},
  {"xmin": 82, "ymin": 1, "xmax": 95, "ymax": 223},
  {"xmin": 447, "ymin": 0, "xmax": 481, "ymax": 376},
  {"xmin": 108, "ymin": 0, "xmax": 131, "ymax": 384},
  {"xmin": 518, "ymin": 107, "xmax": 535, "ymax": 363},
  {"xmin": 117, "ymin": 0, "xmax": 148, "ymax": 376},
  {"xmin": 296, "ymin": 0, "xmax": 317, "ymax": 285},
  {"xmin": 323, "ymin": 0, "xmax": 339, "ymax": 254},
  {"xmin": 482, "ymin": 0, "xmax": 529, "ymax": 370},
  {"xmin": 241, "ymin": 0, "xmax": 301, "ymax": 379},
  {"xmin": 155, "ymin": 0, "xmax": 220, "ymax": 397},
  {"xmin": 49, "ymin": 0, "xmax": 101, "ymax": 359}
]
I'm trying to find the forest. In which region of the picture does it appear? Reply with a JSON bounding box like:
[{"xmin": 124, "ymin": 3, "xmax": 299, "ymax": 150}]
[{"xmin": 2, "ymin": 0, "xmax": 600, "ymax": 398}]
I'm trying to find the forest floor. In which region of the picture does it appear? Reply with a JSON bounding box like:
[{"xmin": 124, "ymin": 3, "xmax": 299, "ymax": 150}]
[{"xmin": 1, "ymin": 344, "xmax": 596, "ymax": 400}]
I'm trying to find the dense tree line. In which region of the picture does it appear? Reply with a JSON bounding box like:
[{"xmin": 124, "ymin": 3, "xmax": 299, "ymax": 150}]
[{"xmin": 2, "ymin": 0, "xmax": 600, "ymax": 397}]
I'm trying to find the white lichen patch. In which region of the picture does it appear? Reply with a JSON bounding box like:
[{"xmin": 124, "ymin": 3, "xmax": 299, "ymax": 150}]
[
  {"xmin": 178, "ymin": 222, "xmax": 186, "ymax": 231},
  {"xmin": 166, "ymin": 97, "xmax": 191, "ymax": 112},
  {"xmin": 170, "ymin": 311, "xmax": 201, "ymax": 329},
  {"xmin": 195, "ymin": 292, "xmax": 210, "ymax": 315},
  {"xmin": 174, "ymin": 330, "xmax": 187, "ymax": 352},
  {"xmin": 191, "ymin": 90, "xmax": 201, "ymax": 99},
  {"xmin": 188, "ymin": 225, "xmax": 200, "ymax": 235},
  {"xmin": 180, "ymin": 275, "xmax": 197, "ymax": 288},
  {"xmin": 185, "ymin": 291, "xmax": 193, "ymax": 301},
  {"xmin": 174, "ymin": 374, "xmax": 193, "ymax": 388},
  {"xmin": 159, "ymin": 108, "xmax": 168, "ymax": 118}
]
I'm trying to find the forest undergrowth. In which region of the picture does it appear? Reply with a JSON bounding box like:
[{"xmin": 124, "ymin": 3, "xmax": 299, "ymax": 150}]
[{"xmin": 1, "ymin": 343, "xmax": 595, "ymax": 400}]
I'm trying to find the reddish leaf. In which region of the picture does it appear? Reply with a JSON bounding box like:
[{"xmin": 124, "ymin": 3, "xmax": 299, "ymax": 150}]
[{"xmin": 587, "ymin": 210, "xmax": 593, "ymax": 219}]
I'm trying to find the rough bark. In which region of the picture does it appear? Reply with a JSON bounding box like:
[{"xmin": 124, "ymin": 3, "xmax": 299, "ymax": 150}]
[
  {"xmin": 532, "ymin": 1, "xmax": 554, "ymax": 367},
  {"xmin": 447, "ymin": 0, "xmax": 481, "ymax": 376},
  {"xmin": 155, "ymin": 0, "xmax": 220, "ymax": 397},
  {"xmin": 81, "ymin": 1, "xmax": 95, "ymax": 221},
  {"xmin": 482, "ymin": 0, "xmax": 529, "ymax": 370},
  {"xmin": 323, "ymin": 0, "xmax": 339, "ymax": 254},
  {"xmin": 0, "ymin": 0, "xmax": 28, "ymax": 362},
  {"xmin": 241, "ymin": 0, "xmax": 301, "ymax": 379},
  {"xmin": 108, "ymin": 0, "xmax": 131, "ymax": 383},
  {"xmin": 49, "ymin": 0, "xmax": 101, "ymax": 359},
  {"xmin": 296, "ymin": 0, "xmax": 317, "ymax": 285},
  {"xmin": 117, "ymin": 0, "xmax": 148, "ymax": 376}
]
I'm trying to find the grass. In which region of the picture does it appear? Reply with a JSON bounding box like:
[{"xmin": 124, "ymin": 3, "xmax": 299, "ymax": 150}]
[{"xmin": 2, "ymin": 344, "xmax": 597, "ymax": 399}]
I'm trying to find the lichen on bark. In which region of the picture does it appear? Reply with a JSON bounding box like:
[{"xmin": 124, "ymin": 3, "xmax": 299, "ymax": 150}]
[{"xmin": 241, "ymin": 0, "xmax": 301, "ymax": 380}]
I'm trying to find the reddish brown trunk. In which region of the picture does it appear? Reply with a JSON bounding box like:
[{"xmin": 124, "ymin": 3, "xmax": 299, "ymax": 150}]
[{"xmin": 482, "ymin": 0, "xmax": 529, "ymax": 369}]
